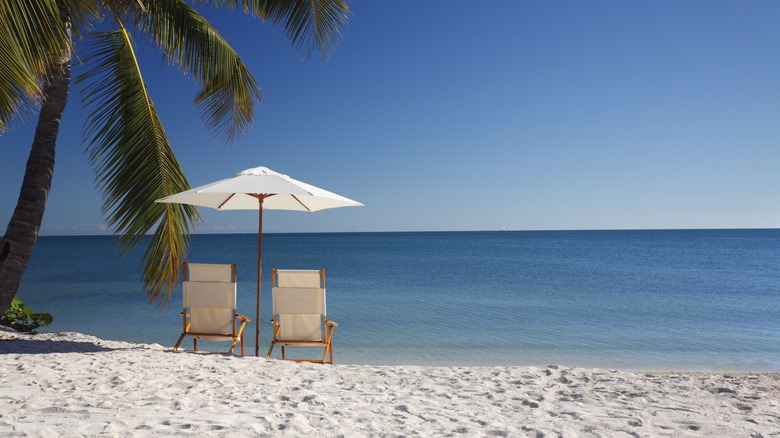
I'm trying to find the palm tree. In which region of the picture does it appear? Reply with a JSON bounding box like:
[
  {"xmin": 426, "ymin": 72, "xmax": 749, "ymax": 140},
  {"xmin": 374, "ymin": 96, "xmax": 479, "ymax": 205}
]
[{"xmin": 0, "ymin": 0, "xmax": 350, "ymax": 312}]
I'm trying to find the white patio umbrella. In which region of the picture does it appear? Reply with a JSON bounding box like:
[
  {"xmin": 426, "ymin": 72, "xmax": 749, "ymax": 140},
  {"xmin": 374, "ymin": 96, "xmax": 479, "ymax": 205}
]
[{"xmin": 156, "ymin": 166, "xmax": 363, "ymax": 356}]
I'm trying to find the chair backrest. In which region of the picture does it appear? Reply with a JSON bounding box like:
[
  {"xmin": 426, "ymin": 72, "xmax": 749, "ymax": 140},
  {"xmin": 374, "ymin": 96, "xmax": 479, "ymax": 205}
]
[
  {"xmin": 272, "ymin": 269, "xmax": 326, "ymax": 341},
  {"xmin": 187, "ymin": 263, "xmax": 235, "ymax": 282},
  {"xmin": 183, "ymin": 263, "xmax": 237, "ymax": 335}
]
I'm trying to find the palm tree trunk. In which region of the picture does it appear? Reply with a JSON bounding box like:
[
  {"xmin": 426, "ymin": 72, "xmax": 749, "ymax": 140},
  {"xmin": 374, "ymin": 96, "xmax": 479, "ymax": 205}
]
[{"xmin": 0, "ymin": 12, "xmax": 71, "ymax": 314}]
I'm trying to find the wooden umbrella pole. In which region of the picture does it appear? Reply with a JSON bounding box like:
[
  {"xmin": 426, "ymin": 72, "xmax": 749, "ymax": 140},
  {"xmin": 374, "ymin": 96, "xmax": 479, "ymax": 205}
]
[{"xmin": 256, "ymin": 196, "xmax": 264, "ymax": 356}]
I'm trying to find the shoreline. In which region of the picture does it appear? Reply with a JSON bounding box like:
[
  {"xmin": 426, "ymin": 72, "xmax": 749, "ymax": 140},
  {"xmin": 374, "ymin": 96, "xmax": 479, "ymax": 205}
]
[
  {"xmin": 32, "ymin": 329, "xmax": 780, "ymax": 374},
  {"xmin": 2, "ymin": 329, "xmax": 779, "ymax": 436},
  {"xmin": 336, "ymin": 358, "xmax": 780, "ymax": 374}
]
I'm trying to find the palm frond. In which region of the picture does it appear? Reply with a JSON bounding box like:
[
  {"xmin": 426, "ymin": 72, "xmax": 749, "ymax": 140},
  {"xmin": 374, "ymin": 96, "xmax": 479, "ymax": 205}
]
[
  {"xmin": 127, "ymin": 0, "xmax": 261, "ymax": 144},
  {"xmin": 195, "ymin": 0, "xmax": 351, "ymax": 60},
  {"xmin": 65, "ymin": 0, "xmax": 103, "ymax": 40},
  {"xmin": 77, "ymin": 29, "xmax": 201, "ymax": 306},
  {"xmin": 0, "ymin": 17, "xmax": 39, "ymax": 132},
  {"xmin": 0, "ymin": 0, "xmax": 70, "ymax": 132},
  {"xmin": 255, "ymin": 0, "xmax": 351, "ymax": 60}
]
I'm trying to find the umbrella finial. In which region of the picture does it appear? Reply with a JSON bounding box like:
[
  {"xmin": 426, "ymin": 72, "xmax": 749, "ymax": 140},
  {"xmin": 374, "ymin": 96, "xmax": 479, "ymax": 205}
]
[{"xmin": 236, "ymin": 166, "xmax": 286, "ymax": 178}]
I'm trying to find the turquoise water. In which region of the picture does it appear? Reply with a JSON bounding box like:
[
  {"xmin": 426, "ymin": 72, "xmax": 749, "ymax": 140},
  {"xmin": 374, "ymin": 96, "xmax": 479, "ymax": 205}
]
[{"xmin": 15, "ymin": 230, "xmax": 780, "ymax": 371}]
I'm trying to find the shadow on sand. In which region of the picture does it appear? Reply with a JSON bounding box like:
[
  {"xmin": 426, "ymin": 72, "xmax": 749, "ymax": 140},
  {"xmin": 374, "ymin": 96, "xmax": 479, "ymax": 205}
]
[{"xmin": 0, "ymin": 337, "xmax": 119, "ymax": 354}]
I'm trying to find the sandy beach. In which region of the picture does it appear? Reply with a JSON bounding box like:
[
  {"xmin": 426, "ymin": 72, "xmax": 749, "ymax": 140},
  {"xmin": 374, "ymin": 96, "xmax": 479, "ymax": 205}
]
[{"xmin": 0, "ymin": 328, "xmax": 778, "ymax": 437}]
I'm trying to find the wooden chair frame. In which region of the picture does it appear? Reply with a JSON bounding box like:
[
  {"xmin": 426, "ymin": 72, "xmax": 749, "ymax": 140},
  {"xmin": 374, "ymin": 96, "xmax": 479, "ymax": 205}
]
[
  {"xmin": 266, "ymin": 269, "xmax": 338, "ymax": 364},
  {"xmin": 173, "ymin": 263, "xmax": 251, "ymax": 356}
]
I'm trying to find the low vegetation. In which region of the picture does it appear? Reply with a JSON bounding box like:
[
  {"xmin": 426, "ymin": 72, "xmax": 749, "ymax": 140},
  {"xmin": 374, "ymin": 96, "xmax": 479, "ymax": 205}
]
[{"xmin": 1, "ymin": 297, "xmax": 52, "ymax": 332}]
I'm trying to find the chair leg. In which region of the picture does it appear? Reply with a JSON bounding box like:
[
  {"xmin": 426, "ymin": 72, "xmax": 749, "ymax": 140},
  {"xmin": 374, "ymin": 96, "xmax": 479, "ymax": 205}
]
[
  {"xmin": 324, "ymin": 325, "xmax": 335, "ymax": 364},
  {"xmin": 173, "ymin": 334, "xmax": 186, "ymax": 351},
  {"xmin": 230, "ymin": 320, "xmax": 248, "ymax": 356},
  {"xmin": 193, "ymin": 338, "xmax": 198, "ymax": 352},
  {"xmin": 281, "ymin": 346, "xmax": 286, "ymax": 360},
  {"xmin": 266, "ymin": 342, "xmax": 276, "ymax": 358},
  {"xmin": 323, "ymin": 341, "xmax": 334, "ymax": 365}
]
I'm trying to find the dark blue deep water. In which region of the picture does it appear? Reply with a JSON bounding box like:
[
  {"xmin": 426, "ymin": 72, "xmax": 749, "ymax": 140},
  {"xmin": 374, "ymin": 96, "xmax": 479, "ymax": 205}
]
[{"xmin": 16, "ymin": 230, "xmax": 780, "ymax": 371}]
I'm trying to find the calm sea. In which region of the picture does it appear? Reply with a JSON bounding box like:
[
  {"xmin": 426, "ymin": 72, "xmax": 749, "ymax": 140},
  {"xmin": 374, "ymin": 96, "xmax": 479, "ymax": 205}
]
[{"xmin": 15, "ymin": 230, "xmax": 780, "ymax": 371}]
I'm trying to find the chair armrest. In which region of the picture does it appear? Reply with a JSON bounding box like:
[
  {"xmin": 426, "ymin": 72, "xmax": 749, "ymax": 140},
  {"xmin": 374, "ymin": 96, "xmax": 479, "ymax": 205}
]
[
  {"xmin": 236, "ymin": 314, "xmax": 252, "ymax": 322},
  {"xmin": 325, "ymin": 319, "xmax": 338, "ymax": 327}
]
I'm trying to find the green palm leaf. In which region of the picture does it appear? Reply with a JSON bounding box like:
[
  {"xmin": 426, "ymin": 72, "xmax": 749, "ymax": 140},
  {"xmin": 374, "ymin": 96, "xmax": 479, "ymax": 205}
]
[
  {"xmin": 193, "ymin": 0, "xmax": 350, "ymax": 60},
  {"xmin": 254, "ymin": 0, "xmax": 351, "ymax": 60},
  {"xmin": 127, "ymin": 0, "xmax": 261, "ymax": 144},
  {"xmin": 77, "ymin": 29, "xmax": 201, "ymax": 305},
  {"xmin": 0, "ymin": 0, "xmax": 70, "ymax": 132},
  {"xmin": 0, "ymin": 15, "xmax": 39, "ymax": 132},
  {"xmin": 65, "ymin": 0, "xmax": 103, "ymax": 40}
]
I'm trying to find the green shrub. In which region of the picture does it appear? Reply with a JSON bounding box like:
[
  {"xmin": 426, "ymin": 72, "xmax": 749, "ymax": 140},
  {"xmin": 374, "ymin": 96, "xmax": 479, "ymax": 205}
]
[{"xmin": 2, "ymin": 297, "xmax": 53, "ymax": 332}]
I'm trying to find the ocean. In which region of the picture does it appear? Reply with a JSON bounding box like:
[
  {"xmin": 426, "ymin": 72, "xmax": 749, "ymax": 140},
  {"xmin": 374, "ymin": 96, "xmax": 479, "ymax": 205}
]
[{"xmin": 14, "ymin": 229, "xmax": 780, "ymax": 371}]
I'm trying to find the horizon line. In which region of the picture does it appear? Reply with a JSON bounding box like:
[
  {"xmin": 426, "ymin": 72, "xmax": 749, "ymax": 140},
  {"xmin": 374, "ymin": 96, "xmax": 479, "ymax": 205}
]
[{"xmin": 32, "ymin": 226, "xmax": 780, "ymax": 238}]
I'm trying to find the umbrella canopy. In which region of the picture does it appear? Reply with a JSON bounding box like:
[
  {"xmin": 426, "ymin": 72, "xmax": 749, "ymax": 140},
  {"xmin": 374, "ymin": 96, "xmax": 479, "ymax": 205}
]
[
  {"xmin": 159, "ymin": 166, "xmax": 362, "ymax": 212},
  {"xmin": 156, "ymin": 166, "xmax": 363, "ymax": 356}
]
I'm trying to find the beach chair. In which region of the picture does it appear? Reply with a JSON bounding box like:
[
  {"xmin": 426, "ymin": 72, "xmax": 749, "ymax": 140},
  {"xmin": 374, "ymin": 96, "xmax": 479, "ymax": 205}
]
[
  {"xmin": 266, "ymin": 269, "xmax": 338, "ymax": 364},
  {"xmin": 173, "ymin": 263, "xmax": 251, "ymax": 356}
]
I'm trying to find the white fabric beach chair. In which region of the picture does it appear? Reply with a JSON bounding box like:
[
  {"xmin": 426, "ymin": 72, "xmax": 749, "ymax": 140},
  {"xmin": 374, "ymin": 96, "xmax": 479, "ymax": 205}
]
[
  {"xmin": 173, "ymin": 263, "xmax": 251, "ymax": 356},
  {"xmin": 266, "ymin": 269, "xmax": 337, "ymax": 364}
]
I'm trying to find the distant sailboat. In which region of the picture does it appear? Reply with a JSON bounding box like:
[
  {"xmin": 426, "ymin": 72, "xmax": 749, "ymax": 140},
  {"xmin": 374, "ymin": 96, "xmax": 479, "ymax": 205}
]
[{"xmin": 501, "ymin": 223, "xmax": 507, "ymax": 232}]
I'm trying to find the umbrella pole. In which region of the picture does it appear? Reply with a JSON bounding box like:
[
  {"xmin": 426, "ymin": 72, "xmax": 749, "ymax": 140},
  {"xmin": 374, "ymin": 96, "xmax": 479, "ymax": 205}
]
[{"xmin": 256, "ymin": 197, "xmax": 263, "ymax": 356}]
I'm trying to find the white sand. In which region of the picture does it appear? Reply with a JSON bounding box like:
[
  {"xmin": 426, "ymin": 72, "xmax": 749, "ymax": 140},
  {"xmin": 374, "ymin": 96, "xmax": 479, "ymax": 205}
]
[{"xmin": 0, "ymin": 328, "xmax": 778, "ymax": 437}]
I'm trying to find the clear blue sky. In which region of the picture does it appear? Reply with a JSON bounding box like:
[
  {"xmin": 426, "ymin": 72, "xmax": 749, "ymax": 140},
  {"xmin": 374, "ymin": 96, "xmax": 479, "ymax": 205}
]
[{"xmin": 3, "ymin": 1, "xmax": 780, "ymax": 235}]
